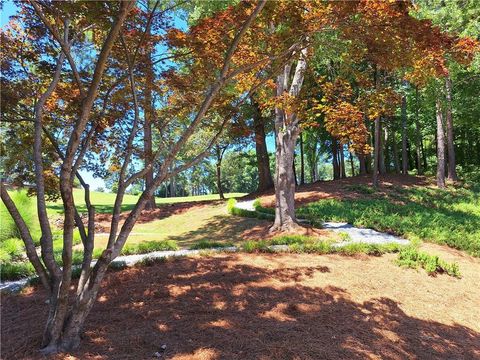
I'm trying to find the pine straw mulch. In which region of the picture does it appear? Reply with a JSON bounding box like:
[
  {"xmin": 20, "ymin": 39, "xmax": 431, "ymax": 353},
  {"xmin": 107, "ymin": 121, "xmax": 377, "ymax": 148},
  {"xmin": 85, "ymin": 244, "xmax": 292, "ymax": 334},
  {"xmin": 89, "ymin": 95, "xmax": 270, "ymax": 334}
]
[
  {"xmin": 254, "ymin": 174, "xmax": 433, "ymax": 208},
  {"xmin": 2, "ymin": 249, "xmax": 480, "ymax": 360}
]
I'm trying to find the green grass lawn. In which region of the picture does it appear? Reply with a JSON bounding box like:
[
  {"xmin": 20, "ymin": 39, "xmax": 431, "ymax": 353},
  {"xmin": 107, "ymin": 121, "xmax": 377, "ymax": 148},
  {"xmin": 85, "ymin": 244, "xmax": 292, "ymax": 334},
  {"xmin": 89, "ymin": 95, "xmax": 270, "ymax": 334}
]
[
  {"xmin": 297, "ymin": 184, "xmax": 480, "ymax": 257},
  {"xmin": 46, "ymin": 189, "xmax": 246, "ymax": 215},
  {"xmin": 89, "ymin": 203, "xmax": 265, "ymax": 250}
]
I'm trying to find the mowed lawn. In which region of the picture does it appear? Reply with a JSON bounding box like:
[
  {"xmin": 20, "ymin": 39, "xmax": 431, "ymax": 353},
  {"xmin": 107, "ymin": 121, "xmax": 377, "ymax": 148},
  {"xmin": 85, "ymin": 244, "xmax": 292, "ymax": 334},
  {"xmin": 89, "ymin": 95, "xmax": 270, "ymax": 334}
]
[
  {"xmin": 89, "ymin": 203, "xmax": 267, "ymax": 250},
  {"xmin": 46, "ymin": 189, "xmax": 246, "ymax": 215}
]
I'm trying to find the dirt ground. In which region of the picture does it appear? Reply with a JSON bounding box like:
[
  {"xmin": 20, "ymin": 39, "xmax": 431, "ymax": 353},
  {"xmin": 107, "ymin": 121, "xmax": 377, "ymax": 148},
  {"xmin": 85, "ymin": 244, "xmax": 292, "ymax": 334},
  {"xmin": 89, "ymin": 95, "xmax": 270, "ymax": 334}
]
[{"xmin": 2, "ymin": 245, "xmax": 480, "ymax": 360}]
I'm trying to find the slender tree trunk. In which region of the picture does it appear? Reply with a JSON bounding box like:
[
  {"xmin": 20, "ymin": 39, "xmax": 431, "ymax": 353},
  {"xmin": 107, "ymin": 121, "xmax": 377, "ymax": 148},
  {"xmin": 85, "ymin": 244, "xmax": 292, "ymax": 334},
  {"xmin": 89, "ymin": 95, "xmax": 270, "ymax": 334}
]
[
  {"xmin": 332, "ymin": 138, "xmax": 340, "ymax": 180},
  {"xmin": 340, "ymin": 143, "xmax": 346, "ymax": 178},
  {"xmin": 373, "ymin": 116, "xmax": 381, "ymax": 188},
  {"xmin": 379, "ymin": 119, "xmax": 386, "ymax": 174},
  {"xmin": 436, "ymin": 99, "xmax": 446, "ymax": 188},
  {"xmin": 349, "ymin": 149, "xmax": 355, "ymax": 177},
  {"xmin": 445, "ymin": 76, "xmax": 458, "ymax": 181},
  {"xmin": 252, "ymin": 99, "xmax": 274, "ymax": 192},
  {"xmin": 401, "ymin": 86, "xmax": 408, "ymax": 175},
  {"xmin": 143, "ymin": 45, "xmax": 156, "ymax": 210},
  {"xmin": 215, "ymin": 145, "xmax": 225, "ymax": 199},
  {"xmin": 358, "ymin": 154, "xmax": 367, "ymax": 175},
  {"xmin": 299, "ymin": 133, "xmax": 305, "ymax": 184},
  {"xmin": 414, "ymin": 86, "xmax": 423, "ymax": 175}
]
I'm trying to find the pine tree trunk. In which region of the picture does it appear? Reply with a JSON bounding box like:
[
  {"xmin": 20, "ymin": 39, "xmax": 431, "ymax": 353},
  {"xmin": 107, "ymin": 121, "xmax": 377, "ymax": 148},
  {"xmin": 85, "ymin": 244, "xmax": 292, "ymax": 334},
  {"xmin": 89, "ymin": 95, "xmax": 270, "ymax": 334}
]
[
  {"xmin": 349, "ymin": 149, "xmax": 355, "ymax": 176},
  {"xmin": 401, "ymin": 88, "xmax": 408, "ymax": 175},
  {"xmin": 215, "ymin": 145, "xmax": 225, "ymax": 200},
  {"xmin": 445, "ymin": 76, "xmax": 458, "ymax": 181},
  {"xmin": 332, "ymin": 138, "xmax": 340, "ymax": 180},
  {"xmin": 415, "ymin": 86, "xmax": 424, "ymax": 175},
  {"xmin": 252, "ymin": 100, "xmax": 274, "ymax": 192},
  {"xmin": 358, "ymin": 154, "xmax": 367, "ymax": 175},
  {"xmin": 436, "ymin": 99, "xmax": 446, "ymax": 188},
  {"xmin": 373, "ymin": 116, "xmax": 381, "ymax": 188},
  {"xmin": 143, "ymin": 20, "xmax": 156, "ymax": 210},
  {"xmin": 340, "ymin": 143, "xmax": 346, "ymax": 178},
  {"xmin": 379, "ymin": 119, "xmax": 386, "ymax": 174}
]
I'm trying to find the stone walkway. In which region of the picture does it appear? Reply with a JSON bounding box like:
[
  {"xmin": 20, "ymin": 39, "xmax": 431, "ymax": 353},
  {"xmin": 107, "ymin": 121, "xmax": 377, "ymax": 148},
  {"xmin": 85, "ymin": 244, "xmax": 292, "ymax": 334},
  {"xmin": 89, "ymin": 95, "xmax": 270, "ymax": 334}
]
[{"xmin": 234, "ymin": 199, "xmax": 410, "ymax": 246}]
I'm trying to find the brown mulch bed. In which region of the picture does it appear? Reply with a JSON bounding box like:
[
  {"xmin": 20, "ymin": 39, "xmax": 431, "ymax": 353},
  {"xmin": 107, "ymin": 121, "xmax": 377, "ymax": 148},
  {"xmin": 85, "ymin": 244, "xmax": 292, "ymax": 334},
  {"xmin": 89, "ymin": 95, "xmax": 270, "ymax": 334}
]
[{"xmin": 2, "ymin": 251, "xmax": 480, "ymax": 360}]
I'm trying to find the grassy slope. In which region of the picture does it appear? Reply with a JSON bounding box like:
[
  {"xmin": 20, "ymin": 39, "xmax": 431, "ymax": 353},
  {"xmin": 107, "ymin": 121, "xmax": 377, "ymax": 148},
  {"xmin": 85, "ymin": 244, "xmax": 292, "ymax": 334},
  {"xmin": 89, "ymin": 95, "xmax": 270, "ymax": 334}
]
[
  {"xmin": 91, "ymin": 203, "xmax": 263, "ymax": 249},
  {"xmin": 296, "ymin": 183, "xmax": 480, "ymax": 257},
  {"xmin": 47, "ymin": 189, "xmax": 246, "ymax": 215}
]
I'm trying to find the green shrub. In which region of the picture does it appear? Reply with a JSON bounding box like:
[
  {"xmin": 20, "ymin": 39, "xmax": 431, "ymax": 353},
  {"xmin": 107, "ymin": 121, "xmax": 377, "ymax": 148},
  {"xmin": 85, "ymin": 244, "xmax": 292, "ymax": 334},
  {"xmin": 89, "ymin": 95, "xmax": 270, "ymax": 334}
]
[
  {"xmin": 121, "ymin": 240, "xmax": 178, "ymax": 255},
  {"xmin": 297, "ymin": 185, "xmax": 480, "ymax": 257},
  {"xmin": 396, "ymin": 247, "xmax": 461, "ymax": 278},
  {"xmin": 190, "ymin": 240, "xmax": 234, "ymax": 250},
  {"xmin": 0, "ymin": 238, "xmax": 24, "ymax": 259},
  {"xmin": 0, "ymin": 248, "xmax": 12, "ymax": 264},
  {"xmin": 0, "ymin": 190, "xmax": 40, "ymax": 242},
  {"xmin": 226, "ymin": 198, "xmax": 237, "ymax": 214},
  {"xmin": 0, "ymin": 262, "xmax": 36, "ymax": 281},
  {"xmin": 242, "ymin": 240, "xmax": 270, "ymax": 253}
]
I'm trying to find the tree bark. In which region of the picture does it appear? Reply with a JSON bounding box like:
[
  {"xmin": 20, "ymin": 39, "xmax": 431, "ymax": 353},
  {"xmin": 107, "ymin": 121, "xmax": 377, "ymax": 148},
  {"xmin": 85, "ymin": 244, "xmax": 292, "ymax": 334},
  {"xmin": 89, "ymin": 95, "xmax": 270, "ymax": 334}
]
[
  {"xmin": 414, "ymin": 86, "xmax": 423, "ymax": 175},
  {"xmin": 392, "ymin": 128, "xmax": 400, "ymax": 174},
  {"xmin": 332, "ymin": 138, "xmax": 340, "ymax": 180},
  {"xmin": 299, "ymin": 132, "xmax": 305, "ymax": 184},
  {"xmin": 445, "ymin": 76, "xmax": 458, "ymax": 181},
  {"xmin": 215, "ymin": 145, "xmax": 225, "ymax": 199},
  {"xmin": 143, "ymin": 39, "xmax": 156, "ymax": 210},
  {"xmin": 436, "ymin": 99, "xmax": 446, "ymax": 188},
  {"xmin": 340, "ymin": 143, "xmax": 346, "ymax": 178},
  {"xmin": 401, "ymin": 86, "xmax": 408, "ymax": 175},
  {"xmin": 358, "ymin": 154, "xmax": 367, "ymax": 175},
  {"xmin": 271, "ymin": 48, "xmax": 307, "ymax": 232},
  {"xmin": 373, "ymin": 116, "xmax": 381, "ymax": 188},
  {"xmin": 252, "ymin": 100, "xmax": 274, "ymax": 192},
  {"xmin": 379, "ymin": 118, "xmax": 386, "ymax": 174}
]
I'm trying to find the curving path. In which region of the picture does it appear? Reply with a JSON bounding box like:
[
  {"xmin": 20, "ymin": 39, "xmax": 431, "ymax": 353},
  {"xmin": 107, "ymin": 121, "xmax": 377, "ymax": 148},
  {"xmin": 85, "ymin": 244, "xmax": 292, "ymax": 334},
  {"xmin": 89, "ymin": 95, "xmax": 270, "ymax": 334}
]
[{"xmin": 234, "ymin": 199, "xmax": 410, "ymax": 247}]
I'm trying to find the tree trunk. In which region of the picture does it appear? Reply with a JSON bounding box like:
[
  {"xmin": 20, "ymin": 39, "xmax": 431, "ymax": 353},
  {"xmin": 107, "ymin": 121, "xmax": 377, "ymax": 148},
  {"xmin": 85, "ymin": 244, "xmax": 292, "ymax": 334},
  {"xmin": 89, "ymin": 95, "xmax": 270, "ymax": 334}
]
[
  {"xmin": 414, "ymin": 86, "xmax": 423, "ymax": 175},
  {"xmin": 215, "ymin": 145, "xmax": 225, "ymax": 199},
  {"xmin": 379, "ymin": 119, "xmax": 386, "ymax": 174},
  {"xmin": 332, "ymin": 138, "xmax": 340, "ymax": 180},
  {"xmin": 436, "ymin": 99, "xmax": 446, "ymax": 188},
  {"xmin": 401, "ymin": 87, "xmax": 408, "ymax": 175},
  {"xmin": 445, "ymin": 76, "xmax": 458, "ymax": 181},
  {"xmin": 252, "ymin": 100, "xmax": 274, "ymax": 192},
  {"xmin": 358, "ymin": 154, "xmax": 367, "ymax": 175},
  {"xmin": 271, "ymin": 49, "xmax": 307, "ymax": 232},
  {"xmin": 299, "ymin": 133, "xmax": 305, "ymax": 184},
  {"xmin": 349, "ymin": 148, "xmax": 355, "ymax": 177},
  {"xmin": 373, "ymin": 116, "xmax": 381, "ymax": 188},
  {"xmin": 143, "ymin": 25, "xmax": 156, "ymax": 210},
  {"xmin": 402, "ymin": 89, "xmax": 408, "ymax": 175},
  {"xmin": 340, "ymin": 143, "xmax": 346, "ymax": 178}
]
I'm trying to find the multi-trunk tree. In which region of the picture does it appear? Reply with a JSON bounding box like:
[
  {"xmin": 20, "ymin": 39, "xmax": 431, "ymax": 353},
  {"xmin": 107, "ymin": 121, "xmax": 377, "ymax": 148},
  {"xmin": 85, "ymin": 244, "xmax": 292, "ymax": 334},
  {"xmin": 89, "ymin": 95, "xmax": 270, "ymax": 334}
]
[{"xmin": 1, "ymin": 0, "xmax": 269, "ymax": 352}]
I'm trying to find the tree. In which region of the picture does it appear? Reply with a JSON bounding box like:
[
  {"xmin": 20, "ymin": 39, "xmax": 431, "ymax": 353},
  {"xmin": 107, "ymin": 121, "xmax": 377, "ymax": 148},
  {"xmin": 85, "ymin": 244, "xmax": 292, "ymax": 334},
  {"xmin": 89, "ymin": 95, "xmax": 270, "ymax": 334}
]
[{"xmin": 0, "ymin": 0, "xmax": 267, "ymax": 352}]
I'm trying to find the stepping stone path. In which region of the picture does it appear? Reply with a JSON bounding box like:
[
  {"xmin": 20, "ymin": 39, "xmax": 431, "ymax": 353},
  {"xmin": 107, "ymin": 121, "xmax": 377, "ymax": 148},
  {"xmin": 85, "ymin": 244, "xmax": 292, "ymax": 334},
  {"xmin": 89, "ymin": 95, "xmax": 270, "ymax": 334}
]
[{"xmin": 0, "ymin": 199, "xmax": 409, "ymax": 294}]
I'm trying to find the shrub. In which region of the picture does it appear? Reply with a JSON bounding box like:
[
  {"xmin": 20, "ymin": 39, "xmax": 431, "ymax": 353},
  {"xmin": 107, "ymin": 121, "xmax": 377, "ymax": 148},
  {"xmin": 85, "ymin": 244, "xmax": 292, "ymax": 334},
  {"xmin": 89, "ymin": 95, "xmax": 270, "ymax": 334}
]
[
  {"xmin": 0, "ymin": 190, "xmax": 40, "ymax": 242},
  {"xmin": 121, "ymin": 240, "xmax": 178, "ymax": 255},
  {"xmin": 0, "ymin": 238, "xmax": 24, "ymax": 259},
  {"xmin": 0, "ymin": 262, "xmax": 36, "ymax": 281},
  {"xmin": 396, "ymin": 247, "xmax": 461, "ymax": 278},
  {"xmin": 242, "ymin": 240, "xmax": 270, "ymax": 253},
  {"xmin": 190, "ymin": 240, "xmax": 234, "ymax": 250}
]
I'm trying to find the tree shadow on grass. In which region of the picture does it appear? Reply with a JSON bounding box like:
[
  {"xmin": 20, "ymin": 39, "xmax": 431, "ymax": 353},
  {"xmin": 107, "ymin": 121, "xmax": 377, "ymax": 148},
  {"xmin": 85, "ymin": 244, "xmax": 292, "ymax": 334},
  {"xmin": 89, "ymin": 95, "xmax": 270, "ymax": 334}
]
[
  {"xmin": 166, "ymin": 214, "xmax": 271, "ymax": 248},
  {"xmin": 2, "ymin": 255, "xmax": 479, "ymax": 359}
]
